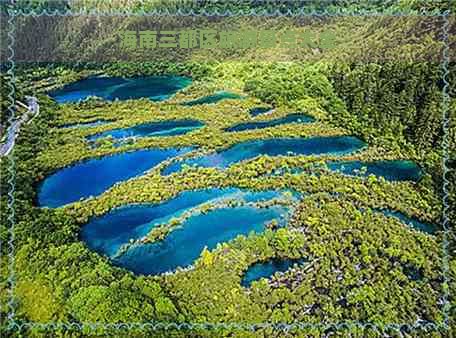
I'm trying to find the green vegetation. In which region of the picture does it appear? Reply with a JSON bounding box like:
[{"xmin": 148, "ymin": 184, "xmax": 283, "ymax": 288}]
[
  {"xmin": 0, "ymin": 73, "xmax": 26, "ymax": 137},
  {"xmin": 1, "ymin": 60, "xmax": 454, "ymax": 337},
  {"xmin": 1, "ymin": 0, "xmax": 452, "ymax": 14},
  {"xmin": 0, "ymin": 1, "xmax": 455, "ymax": 336}
]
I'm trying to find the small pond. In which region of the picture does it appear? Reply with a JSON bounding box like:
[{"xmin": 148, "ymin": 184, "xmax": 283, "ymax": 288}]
[{"xmin": 241, "ymin": 257, "xmax": 306, "ymax": 287}]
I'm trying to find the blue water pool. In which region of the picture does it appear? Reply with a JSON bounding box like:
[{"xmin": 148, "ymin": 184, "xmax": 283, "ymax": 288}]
[
  {"xmin": 49, "ymin": 76, "xmax": 192, "ymax": 103},
  {"xmin": 81, "ymin": 188, "xmax": 296, "ymax": 275},
  {"xmin": 87, "ymin": 120, "xmax": 204, "ymax": 142},
  {"xmin": 81, "ymin": 188, "xmax": 241, "ymax": 256},
  {"xmin": 327, "ymin": 160, "xmax": 422, "ymax": 182},
  {"xmin": 183, "ymin": 91, "xmax": 243, "ymax": 106},
  {"xmin": 162, "ymin": 136, "xmax": 366, "ymax": 175},
  {"xmin": 38, "ymin": 147, "xmax": 192, "ymax": 208},
  {"xmin": 241, "ymin": 258, "xmax": 306, "ymax": 287},
  {"xmin": 224, "ymin": 113, "xmax": 314, "ymax": 132}
]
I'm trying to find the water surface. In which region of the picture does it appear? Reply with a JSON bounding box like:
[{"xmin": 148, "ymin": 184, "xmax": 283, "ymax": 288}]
[
  {"xmin": 38, "ymin": 147, "xmax": 191, "ymax": 208},
  {"xmin": 117, "ymin": 205, "xmax": 289, "ymax": 275},
  {"xmin": 49, "ymin": 76, "xmax": 192, "ymax": 103},
  {"xmin": 224, "ymin": 114, "xmax": 314, "ymax": 132},
  {"xmin": 327, "ymin": 160, "xmax": 422, "ymax": 182},
  {"xmin": 269, "ymin": 160, "xmax": 422, "ymax": 182},
  {"xmin": 241, "ymin": 258, "xmax": 306, "ymax": 287},
  {"xmin": 87, "ymin": 120, "xmax": 204, "ymax": 141},
  {"xmin": 81, "ymin": 188, "xmax": 296, "ymax": 275},
  {"xmin": 162, "ymin": 136, "xmax": 366, "ymax": 175},
  {"xmin": 183, "ymin": 91, "xmax": 243, "ymax": 106},
  {"xmin": 81, "ymin": 188, "xmax": 243, "ymax": 257}
]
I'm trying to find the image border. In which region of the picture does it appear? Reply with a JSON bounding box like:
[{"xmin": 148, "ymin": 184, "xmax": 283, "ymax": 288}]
[{"xmin": 3, "ymin": 5, "xmax": 452, "ymax": 334}]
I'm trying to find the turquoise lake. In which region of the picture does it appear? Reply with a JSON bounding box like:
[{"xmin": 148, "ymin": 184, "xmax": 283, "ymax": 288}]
[
  {"xmin": 38, "ymin": 147, "xmax": 192, "ymax": 208},
  {"xmin": 81, "ymin": 188, "xmax": 296, "ymax": 275},
  {"xmin": 224, "ymin": 114, "xmax": 314, "ymax": 132},
  {"xmin": 49, "ymin": 76, "xmax": 192, "ymax": 103},
  {"xmin": 241, "ymin": 258, "xmax": 306, "ymax": 287},
  {"xmin": 87, "ymin": 120, "xmax": 204, "ymax": 141},
  {"xmin": 162, "ymin": 136, "xmax": 366, "ymax": 175}
]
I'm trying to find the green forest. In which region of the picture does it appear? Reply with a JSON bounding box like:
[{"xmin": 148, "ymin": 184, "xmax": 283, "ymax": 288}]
[{"xmin": 1, "ymin": 1, "xmax": 455, "ymax": 337}]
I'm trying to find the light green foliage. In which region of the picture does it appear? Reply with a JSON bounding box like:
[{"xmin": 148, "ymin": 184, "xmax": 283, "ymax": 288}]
[
  {"xmin": 243, "ymin": 63, "xmax": 344, "ymax": 114},
  {"xmin": 0, "ymin": 36, "xmax": 454, "ymax": 336},
  {"xmin": 68, "ymin": 285, "xmax": 155, "ymax": 322}
]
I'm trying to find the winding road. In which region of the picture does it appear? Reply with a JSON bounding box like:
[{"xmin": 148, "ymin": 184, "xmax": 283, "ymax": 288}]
[{"xmin": 0, "ymin": 96, "xmax": 38, "ymax": 156}]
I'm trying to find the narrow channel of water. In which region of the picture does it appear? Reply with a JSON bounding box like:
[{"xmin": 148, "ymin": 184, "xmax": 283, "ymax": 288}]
[
  {"xmin": 87, "ymin": 120, "xmax": 204, "ymax": 141},
  {"xmin": 58, "ymin": 120, "xmax": 113, "ymax": 129},
  {"xmin": 182, "ymin": 91, "xmax": 243, "ymax": 106},
  {"xmin": 269, "ymin": 160, "xmax": 422, "ymax": 182},
  {"xmin": 224, "ymin": 113, "xmax": 314, "ymax": 132}
]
